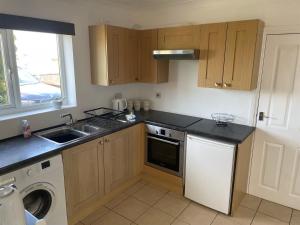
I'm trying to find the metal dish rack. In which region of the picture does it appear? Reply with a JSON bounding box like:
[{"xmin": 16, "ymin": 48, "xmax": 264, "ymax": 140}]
[{"xmin": 84, "ymin": 107, "xmax": 126, "ymax": 120}]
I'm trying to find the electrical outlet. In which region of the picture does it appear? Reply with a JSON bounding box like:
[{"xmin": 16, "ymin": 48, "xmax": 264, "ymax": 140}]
[{"xmin": 155, "ymin": 92, "xmax": 161, "ymax": 98}]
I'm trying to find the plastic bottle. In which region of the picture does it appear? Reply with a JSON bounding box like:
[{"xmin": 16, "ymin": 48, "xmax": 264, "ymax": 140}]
[{"xmin": 22, "ymin": 120, "xmax": 31, "ymax": 138}]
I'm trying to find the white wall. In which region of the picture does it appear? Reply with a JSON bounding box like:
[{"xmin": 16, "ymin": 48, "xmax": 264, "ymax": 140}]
[
  {"xmin": 1, "ymin": 0, "xmax": 300, "ymax": 139},
  {"xmin": 130, "ymin": 0, "xmax": 300, "ymax": 125},
  {"xmin": 0, "ymin": 0, "xmax": 140, "ymax": 139},
  {"xmin": 137, "ymin": 61, "xmax": 256, "ymax": 125}
]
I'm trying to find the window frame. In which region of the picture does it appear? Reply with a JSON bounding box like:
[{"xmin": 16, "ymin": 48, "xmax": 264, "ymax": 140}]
[
  {"xmin": 0, "ymin": 29, "xmax": 68, "ymax": 115},
  {"xmin": 0, "ymin": 29, "xmax": 16, "ymax": 110}
]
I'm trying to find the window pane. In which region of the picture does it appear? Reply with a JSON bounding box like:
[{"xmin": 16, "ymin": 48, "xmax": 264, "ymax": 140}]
[
  {"xmin": 0, "ymin": 35, "xmax": 10, "ymax": 106},
  {"xmin": 13, "ymin": 30, "xmax": 62, "ymax": 105}
]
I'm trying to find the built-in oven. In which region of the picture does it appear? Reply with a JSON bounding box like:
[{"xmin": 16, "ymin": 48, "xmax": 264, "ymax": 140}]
[{"xmin": 145, "ymin": 124, "xmax": 185, "ymax": 177}]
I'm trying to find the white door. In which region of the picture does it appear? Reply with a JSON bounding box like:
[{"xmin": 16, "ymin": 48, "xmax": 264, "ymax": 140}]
[{"xmin": 249, "ymin": 34, "xmax": 300, "ymax": 210}]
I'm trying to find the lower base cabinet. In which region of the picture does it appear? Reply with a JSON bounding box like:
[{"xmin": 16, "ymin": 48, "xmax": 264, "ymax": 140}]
[{"xmin": 62, "ymin": 124, "xmax": 145, "ymax": 224}]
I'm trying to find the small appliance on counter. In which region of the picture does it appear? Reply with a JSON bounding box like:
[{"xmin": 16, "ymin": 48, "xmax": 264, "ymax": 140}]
[{"xmin": 112, "ymin": 94, "xmax": 127, "ymax": 111}]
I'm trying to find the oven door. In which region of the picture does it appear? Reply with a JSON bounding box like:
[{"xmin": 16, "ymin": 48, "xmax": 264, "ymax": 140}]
[{"xmin": 146, "ymin": 134, "xmax": 183, "ymax": 177}]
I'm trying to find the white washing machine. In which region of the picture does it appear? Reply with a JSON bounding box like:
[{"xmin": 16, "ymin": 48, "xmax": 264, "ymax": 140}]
[{"xmin": 0, "ymin": 154, "xmax": 68, "ymax": 225}]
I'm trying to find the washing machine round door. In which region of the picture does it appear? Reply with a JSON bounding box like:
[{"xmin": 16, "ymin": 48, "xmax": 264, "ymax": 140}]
[{"xmin": 21, "ymin": 183, "xmax": 56, "ymax": 220}]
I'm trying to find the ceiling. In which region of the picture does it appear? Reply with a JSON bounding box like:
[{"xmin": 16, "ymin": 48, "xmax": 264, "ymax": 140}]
[{"xmin": 92, "ymin": 0, "xmax": 196, "ymax": 9}]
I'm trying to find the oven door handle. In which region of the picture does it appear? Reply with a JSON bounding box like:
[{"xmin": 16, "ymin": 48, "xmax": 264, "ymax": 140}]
[{"xmin": 147, "ymin": 135, "xmax": 180, "ymax": 146}]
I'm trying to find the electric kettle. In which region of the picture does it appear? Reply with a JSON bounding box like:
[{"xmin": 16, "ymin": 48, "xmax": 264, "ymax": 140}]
[
  {"xmin": 0, "ymin": 185, "xmax": 26, "ymax": 225},
  {"xmin": 112, "ymin": 98, "xmax": 127, "ymax": 111}
]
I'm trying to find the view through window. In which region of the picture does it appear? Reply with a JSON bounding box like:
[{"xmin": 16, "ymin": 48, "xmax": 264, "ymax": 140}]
[
  {"xmin": 14, "ymin": 30, "xmax": 62, "ymax": 105},
  {"xmin": 0, "ymin": 29, "xmax": 67, "ymax": 114},
  {"xmin": 0, "ymin": 35, "xmax": 9, "ymax": 106}
]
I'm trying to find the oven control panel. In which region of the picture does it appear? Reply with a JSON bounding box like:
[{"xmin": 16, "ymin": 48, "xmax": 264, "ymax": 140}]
[{"xmin": 146, "ymin": 124, "xmax": 185, "ymax": 141}]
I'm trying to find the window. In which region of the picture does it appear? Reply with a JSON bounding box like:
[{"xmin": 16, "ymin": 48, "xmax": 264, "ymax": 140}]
[{"xmin": 0, "ymin": 29, "xmax": 69, "ymax": 115}]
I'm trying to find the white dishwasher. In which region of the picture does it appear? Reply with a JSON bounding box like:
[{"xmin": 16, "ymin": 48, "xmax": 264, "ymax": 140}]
[{"xmin": 185, "ymin": 134, "xmax": 236, "ymax": 214}]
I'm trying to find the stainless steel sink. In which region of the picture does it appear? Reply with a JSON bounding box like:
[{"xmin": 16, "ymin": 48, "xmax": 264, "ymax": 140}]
[
  {"xmin": 36, "ymin": 126, "xmax": 88, "ymax": 144},
  {"xmin": 71, "ymin": 123, "xmax": 106, "ymax": 134},
  {"xmin": 35, "ymin": 121, "xmax": 109, "ymax": 145}
]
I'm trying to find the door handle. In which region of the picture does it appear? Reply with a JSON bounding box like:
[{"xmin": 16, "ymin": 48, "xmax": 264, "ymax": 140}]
[{"xmin": 258, "ymin": 112, "xmax": 272, "ymax": 121}]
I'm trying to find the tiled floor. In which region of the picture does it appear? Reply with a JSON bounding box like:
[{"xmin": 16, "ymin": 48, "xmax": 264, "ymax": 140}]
[{"xmin": 78, "ymin": 180, "xmax": 300, "ymax": 225}]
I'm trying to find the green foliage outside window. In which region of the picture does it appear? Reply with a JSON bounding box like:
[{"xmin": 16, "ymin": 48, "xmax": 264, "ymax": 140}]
[{"xmin": 0, "ymin": 52, "xmax": 8, "ymax": 105}]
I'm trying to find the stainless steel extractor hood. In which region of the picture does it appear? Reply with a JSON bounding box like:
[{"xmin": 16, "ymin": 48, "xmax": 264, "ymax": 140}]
[{"xmin": 153, "ymin": 49, "xmax": 200, "ymax": 60}]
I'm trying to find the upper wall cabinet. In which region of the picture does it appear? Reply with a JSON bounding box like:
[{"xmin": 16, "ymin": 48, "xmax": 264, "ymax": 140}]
[
  {"xmin": 158, "ymin": 25, "xmax": 200, "ymax": 49},
  {"xmin": 223, "ymin": 20, "xmax": 264, "ymax": 90},
  {"xmin": 198, "ymin": 20, "xmax": 264, "ymax": 90},
  {"xmin": 198, "ymin": 23, "xmax": 227, "ymax": 88},
  {"xmin": 89, "ymin": 25, "xmax": 138, "ymax": 86},
  {"xmin": 139, "ymin": 29, "xmax": 169, "ymax": 83}
]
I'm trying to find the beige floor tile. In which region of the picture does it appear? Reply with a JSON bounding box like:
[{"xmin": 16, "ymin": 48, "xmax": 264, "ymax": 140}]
[
  {"xmin": 133, "ymin": 183, "xmax": 168, "ymax": 205},
  {"xmin": 177, "ymin": 202, "xmax": 217, "ymax": 225},
  {"xmin": 135, "ymin": 207, "xmax": 174, "ymax": 225},
  {"xmin": 154, "ymin": 192, "xmax": 190, "ymax": 217},
  {"xmin": 258, "ymin": 200, "xmax": 292, "ymax": 222},
  {"xmin": 291, "ymin": 210, "xmax": 300, "ymax": 225},
  {"xmin": 91, "ymin": 211, "xmax": 132, "ymax": 225},
  {"xmin": 230, "ymin": 206, "xmax": 256, "ymax": 225},
  {"xmin": 212, "ymin": 215, "xmax": 239, "ymax": 225},
  {"xmin": 171, "ymin": 219, "xmax": 190, "ymax": 225},
  {"xmin": 113, "ymin": 197, "xmax": 150, "ymax": 221},
  {"xmin": 81, "ymin": 206, "xmax": 110, "ymax": 225},
  {"xmin": 124, "ymin": 180, "xmax": 148, "ymax": 196},
  {"xmin": 252, "ymin": 213, "xmax": 289, "ymax": 225},
  {"xmin": 212, "ymin": 206, "xmax": 255, "ymax": 225},
  {"xmin": 105, "ymin": 192, "xmax": 129, "ymax": 209},
  {"xmin": 240, "ymin": 194, "xmax": 261, "ymax": 210}
]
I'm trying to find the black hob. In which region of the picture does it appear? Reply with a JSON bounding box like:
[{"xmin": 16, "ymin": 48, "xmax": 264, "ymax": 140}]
[{"xmin": 140, "ymin": 110, "xmax": 201, "ymax": 129}]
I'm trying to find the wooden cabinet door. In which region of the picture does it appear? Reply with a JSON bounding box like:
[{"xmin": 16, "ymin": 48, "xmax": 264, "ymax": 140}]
[
  {"xmin": 158, "ymin": 25, "xmax": 200, "ymax": 49},
  {"xmin": 139, "ymin": 29, "xmax": 169, "ymax": 83},
  {"xmin": 62, "ymin": 139, "xmax": 105, "ymax": 218},
  {"xmin": 198, "ymin": 23, "xmax": 227, "ymax": 88},
  {"xmin": 106, "ymin": 25, "xmax": 127, "ymax": 85},
  {"xmin": 128, "ymin": 124, "xmax": 145, "ymax": 176},
  {"xmin": 223, "ymin": 20, "xmax": 263, "ymax": 90},
  {"xmin": 103, "ymin": 129, "xmax": 130, "ymax": 193},
  {"xmin": 126, "ymin": 29, "xmax": 139, "ymax": 82}
]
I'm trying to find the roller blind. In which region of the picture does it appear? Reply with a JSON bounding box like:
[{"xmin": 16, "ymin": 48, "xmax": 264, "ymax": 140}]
[{"xmin": 0, "ymin": 13, "xmax": 75, "ymax": 35}]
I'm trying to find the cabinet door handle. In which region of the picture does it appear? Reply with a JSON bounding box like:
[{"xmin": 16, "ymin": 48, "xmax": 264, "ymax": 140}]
[
  {"xmin": 223, "ymin": 83, "xmax": 232, "ymax": 88},
  {"xmin": 104, "ymin": 138, "xmax": 109, "ymax": 143},
  {"xmin": 99, "ymin": 140, "xmax": 104, "ymax": 145},
  {"xmin": 214, "ymin": 82, "xmax": 222, "ymax": 87}
]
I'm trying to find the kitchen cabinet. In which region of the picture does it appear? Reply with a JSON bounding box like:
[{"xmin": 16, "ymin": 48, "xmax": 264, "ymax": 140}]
[
  {"xmin": 158, "ymin": 25, "xmax": 200, "ymax": 49},
  {"xmin": 223, "ymin": 20, "xmax": 264, "ymax": 90},
  {"xmin": 138, "ymin": 29, "xmax": 169, "ymax": 83},
  {"xmin": 126, "ymin": 29, "xmax": 139, "ymax": 82},
  {"xmin": 198, "ymin": 20, "xmax": 264, "ymax": 90},
  {"xmin": 62, "ymin": 139, "xmax": 105, "ymax": 220},
  {"xmin": 104, "ymin": 123, "xmax": 145, "ymax": 193},
  {"xmin": 62, "ymin": 124, "xmax": 145, "ymax": 224},
  {"xmin": 103, "ymin": 128, "xmax": 130, "ymax": 193},
  {"xmin": 63, "ymin": 124, "xmax": 145, "ymax": 224},
  {"xmin": 89, "ymin": 25, "xmax": 137, "ymax": 86},
  {"xmin": 198, "ymin": 23, "xmax": 227, "ymax": 88}
]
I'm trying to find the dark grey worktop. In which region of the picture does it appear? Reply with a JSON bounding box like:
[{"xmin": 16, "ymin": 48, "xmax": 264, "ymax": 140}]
[
  {"xmin": 186, "ymin": 119, "xmax": 255, "ymax": 144},
  {"xmin": 0, "ymin": 110, "xmax": 255, "ymax": 175}
]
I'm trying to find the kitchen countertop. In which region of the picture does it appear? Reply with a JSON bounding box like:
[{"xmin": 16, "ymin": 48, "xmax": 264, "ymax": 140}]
[
  {"xmin": 186, "ymin": 119, "xmax": 255, "ymax": 144},
  {"xmin": 0, "ymin": 110, "xmax": 255, "ymax": 175}
]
